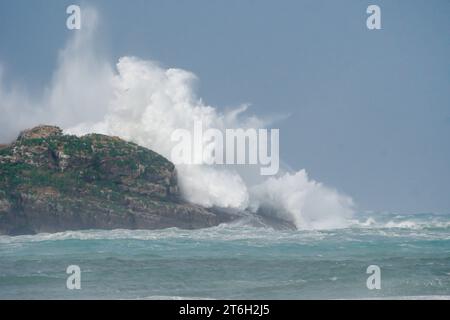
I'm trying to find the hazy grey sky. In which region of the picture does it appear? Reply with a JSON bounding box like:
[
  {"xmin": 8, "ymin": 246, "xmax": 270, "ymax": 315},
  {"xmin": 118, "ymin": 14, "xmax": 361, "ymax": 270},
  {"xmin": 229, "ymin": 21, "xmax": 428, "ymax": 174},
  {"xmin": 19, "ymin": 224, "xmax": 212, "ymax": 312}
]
[{"xmin": 0, "ymin": 0, "xmax": 449, "ymax": 214}]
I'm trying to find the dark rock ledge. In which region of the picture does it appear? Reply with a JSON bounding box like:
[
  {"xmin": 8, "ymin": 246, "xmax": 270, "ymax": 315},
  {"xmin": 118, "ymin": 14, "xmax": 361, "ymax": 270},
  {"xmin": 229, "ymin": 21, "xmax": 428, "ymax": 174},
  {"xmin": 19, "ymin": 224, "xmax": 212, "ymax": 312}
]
[{"xmin": 0, "ymin": 125, "xmax": 235, "ymax": 235}]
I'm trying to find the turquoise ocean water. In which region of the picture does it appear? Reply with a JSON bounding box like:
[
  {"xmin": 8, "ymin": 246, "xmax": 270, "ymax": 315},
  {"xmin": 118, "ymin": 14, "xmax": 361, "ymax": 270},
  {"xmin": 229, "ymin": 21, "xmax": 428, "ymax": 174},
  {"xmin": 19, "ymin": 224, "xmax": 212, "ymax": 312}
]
[{"xmin": 0, "ymin": 212, "xmax": 449, "ymax": 299}]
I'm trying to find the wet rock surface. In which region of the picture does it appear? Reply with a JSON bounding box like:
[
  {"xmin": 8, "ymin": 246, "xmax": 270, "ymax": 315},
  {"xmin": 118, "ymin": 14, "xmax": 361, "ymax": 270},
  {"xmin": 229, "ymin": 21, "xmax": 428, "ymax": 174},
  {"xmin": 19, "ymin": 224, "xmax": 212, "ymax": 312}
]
[{"xmin": 0, "ymin": 125, "xmax": 234, "ymax": 235}]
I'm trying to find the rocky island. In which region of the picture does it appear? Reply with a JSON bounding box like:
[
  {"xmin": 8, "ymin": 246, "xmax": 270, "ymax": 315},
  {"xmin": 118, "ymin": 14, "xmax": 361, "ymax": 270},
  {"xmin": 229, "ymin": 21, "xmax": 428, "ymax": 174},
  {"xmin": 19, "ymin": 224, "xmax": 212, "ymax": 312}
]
[{"xmin": 0, "ymin": 125, "xmax": 234, "ymax": 235}]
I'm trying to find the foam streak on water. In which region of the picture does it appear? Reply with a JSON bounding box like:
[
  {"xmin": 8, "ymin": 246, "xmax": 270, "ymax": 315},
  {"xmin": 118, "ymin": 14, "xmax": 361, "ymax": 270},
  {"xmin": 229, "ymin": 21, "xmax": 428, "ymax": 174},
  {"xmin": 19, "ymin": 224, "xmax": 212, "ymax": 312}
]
[{"xmin": 0, "ymin": 212, "xmax": 449, "ymax": 299}]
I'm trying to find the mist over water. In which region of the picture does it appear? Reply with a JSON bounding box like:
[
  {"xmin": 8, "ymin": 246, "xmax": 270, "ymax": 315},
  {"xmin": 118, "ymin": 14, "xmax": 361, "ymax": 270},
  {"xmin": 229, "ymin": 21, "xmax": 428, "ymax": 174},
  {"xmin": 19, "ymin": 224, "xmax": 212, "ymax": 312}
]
[
  {"xmin": 0, "ymin": 7, "xmax": 355, "ymax": 230},
  {"xmin": 67, "ymin": 56, "xmax": 355, "ymax": 229}
]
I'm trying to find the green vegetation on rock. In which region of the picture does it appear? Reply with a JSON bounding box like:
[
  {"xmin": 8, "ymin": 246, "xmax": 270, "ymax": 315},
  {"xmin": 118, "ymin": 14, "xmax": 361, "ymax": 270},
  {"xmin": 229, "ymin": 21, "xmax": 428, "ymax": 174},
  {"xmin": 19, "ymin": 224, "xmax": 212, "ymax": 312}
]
[{"xmin": 0, "ymin": 125, "xmax": 232, "ymax": 235}]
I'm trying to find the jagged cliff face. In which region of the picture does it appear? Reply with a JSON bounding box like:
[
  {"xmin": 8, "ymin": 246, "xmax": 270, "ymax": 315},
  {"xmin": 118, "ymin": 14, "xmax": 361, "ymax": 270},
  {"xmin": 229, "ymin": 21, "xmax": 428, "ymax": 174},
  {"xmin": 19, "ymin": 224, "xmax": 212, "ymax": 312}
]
[{"xmin": 0, "ymin": 125, "xmax": 232, "ymax": 235}]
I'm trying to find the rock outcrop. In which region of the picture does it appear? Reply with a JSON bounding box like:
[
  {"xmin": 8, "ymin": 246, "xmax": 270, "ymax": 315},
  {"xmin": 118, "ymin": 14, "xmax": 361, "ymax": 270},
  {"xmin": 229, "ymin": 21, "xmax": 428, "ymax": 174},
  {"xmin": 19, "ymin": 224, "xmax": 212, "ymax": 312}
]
[{"xmin": 0, "ymin": 125, "xmax": 234, "ymax": 235}]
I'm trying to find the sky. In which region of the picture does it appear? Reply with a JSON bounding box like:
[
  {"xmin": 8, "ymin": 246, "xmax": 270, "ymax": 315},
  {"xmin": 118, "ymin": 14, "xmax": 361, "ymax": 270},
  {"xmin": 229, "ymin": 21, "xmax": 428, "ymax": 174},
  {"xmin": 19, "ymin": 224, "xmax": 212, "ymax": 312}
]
[{"xmin": 0, "ymin": 0, "xmax": 449, "ymax": 215}]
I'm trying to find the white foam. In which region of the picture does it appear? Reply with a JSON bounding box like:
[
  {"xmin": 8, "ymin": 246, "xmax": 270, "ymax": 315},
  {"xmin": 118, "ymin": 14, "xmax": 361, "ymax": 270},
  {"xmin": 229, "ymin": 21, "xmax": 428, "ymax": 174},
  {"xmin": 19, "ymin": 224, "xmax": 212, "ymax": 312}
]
[
  {"xmin": 1, "ymin": 7, "xmax": 356, "ymax": 229},
  {"xmin": 250, "ymin": 170, "xmax": 355, "ymax": 230}
]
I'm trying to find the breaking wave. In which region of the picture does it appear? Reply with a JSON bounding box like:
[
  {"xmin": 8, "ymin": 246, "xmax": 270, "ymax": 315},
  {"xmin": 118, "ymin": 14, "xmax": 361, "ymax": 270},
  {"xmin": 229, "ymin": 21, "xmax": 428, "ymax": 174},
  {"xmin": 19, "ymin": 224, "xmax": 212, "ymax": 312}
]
[
  {"xmin": 0, "ymin": 212, "xmax": 449, "ymax": 245},
  {"xmin": 0, "ymin": 6, "xmax": 355, "ymax": 229}
]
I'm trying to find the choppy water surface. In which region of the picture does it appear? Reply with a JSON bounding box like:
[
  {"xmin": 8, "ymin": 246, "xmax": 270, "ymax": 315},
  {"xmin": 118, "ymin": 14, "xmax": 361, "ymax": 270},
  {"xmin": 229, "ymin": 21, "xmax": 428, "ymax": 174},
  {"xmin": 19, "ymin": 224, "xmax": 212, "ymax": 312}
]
[{"xmin": 0, "ymin": 212, "xmax": 449, "ymax": 299}]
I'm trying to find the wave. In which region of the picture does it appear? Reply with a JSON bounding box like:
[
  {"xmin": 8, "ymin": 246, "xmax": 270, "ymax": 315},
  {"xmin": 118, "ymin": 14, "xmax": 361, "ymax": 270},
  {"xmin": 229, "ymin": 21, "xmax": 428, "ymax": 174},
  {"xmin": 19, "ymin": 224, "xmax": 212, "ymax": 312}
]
[
  {"xmin": 349, "ymin": 214, "xmax": 450, "ymax": 230},
  {"xmin": 66, "ymin": 56, "xmax": 356, "ymax": 230},
  {"xmin": 1, "ymin": 212, "xmax": 449, "ymax": 244},
  {"xmin": 0, "ymin": 7, "xmax": 354, "ymax": 231}
]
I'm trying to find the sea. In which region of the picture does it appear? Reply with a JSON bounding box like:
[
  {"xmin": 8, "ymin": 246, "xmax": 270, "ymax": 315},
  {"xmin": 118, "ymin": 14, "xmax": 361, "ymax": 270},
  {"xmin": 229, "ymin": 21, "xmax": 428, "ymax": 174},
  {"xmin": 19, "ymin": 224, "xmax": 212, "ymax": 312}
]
[{"xmin": 0, "ymin": 212, "xmax": 449, "ymax": 299}]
